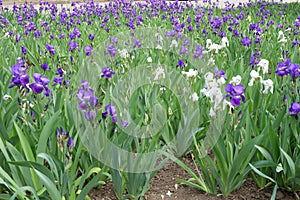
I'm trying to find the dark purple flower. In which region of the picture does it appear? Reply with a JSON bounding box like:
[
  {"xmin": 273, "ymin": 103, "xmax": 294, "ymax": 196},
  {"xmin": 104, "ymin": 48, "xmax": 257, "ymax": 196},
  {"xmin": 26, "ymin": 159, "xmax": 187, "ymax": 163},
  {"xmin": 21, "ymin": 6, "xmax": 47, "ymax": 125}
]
[
  {"xmin": 289, "ymin": 102, "xmax": 300, "ymax": 116},
  {"xmin": 241, "ymin": 37, "xmax": 252, "ymax": 47},
  {"xmin": 57, "ymin": 68, "xmax": 65, "ymax": 75},
  {"xmin": 84, "ymin": 46, "xmax": 93, "ymax": 56},
  {"xmin": 9, "ymin": 59, "xmax": 29, "ymax": 89},
  {"xmin": 289, "ymin": 63, "xmax": 300, "ymax": 78},
  {"xmin": 249, "ymin": 52, "xmax": 261, "ymax": 68},
  {"xmin": 20, "ymin": 75, "xmax": 29, "ymax": 86},
  {"xmin": 29, "ymin": 83, "xmax": 44, "ymax": 94},
  {"xmin": 46, "ymin": 44, "xmax": 55, "ymax": 55},
  {"xmin": 34, "ymin": 30, "xmax": 42, "ymax": 38},
  {"xmin": 292, "ymin": 39, "xmax": 300, "ymax": 48},
  {"xmin": 233, "ymin": 30, "xmax": 240, "ymax": 37},
  {"xmin": 29, "ymin": 73, "xmax": 51, "ymax": 96},
  {"xmin": 101, "ymin": 67, "xmax": 115, "ymax": 78},
  {"xmin": 89, "ymin": 34, "xmax": 94, "ymax": 41},
  {"xmin": 53, "ymin": 77, "xmax": 64, "ymax": 86},
  {"xmin": 73, "ymin": 27, "xmax": 81, "ymax": 38},
  {"xmin": 177, "ymin": 60, "xmax": 185, "ymax": 68},
  {"xmin": 218, "ymin": 31, "xmax": 226, "ymax": 37},
  {"xmin": 255, "ymin": 36, "xmax": 261, "ymax": 44},
  {"xmin": 67, "ymin": 137, "xmax": 74, "ymax": 149},
  {"xmin": 225, "ymin": 84, "xmax": 246, "ymax": 107},
  {"xmin": 102, "ymin": 104, "xmax": 117, "ymax": 123},
  {"xmin": 295, "ymin": 20, "xmax": 300, "ymax": 28},
  {"xmin": 21, "ymin": 46, "xmax": 27, "ymax": 55},
  {"xmin": 41, "ymin": 63, "xmax": 50, "ymax": 71},
  {"xmin": 187, "ymin": 25, "xmax": 193, "ymax": 32},
  {"xmin": 275, "ymin": 58, "xmax": 300, "ymax": 78}
]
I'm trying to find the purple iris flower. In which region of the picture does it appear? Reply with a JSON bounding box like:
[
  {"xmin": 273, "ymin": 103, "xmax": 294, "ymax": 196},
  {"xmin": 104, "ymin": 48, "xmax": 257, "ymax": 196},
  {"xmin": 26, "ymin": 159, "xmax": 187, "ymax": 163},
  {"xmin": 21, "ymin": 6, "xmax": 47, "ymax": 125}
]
[
  {"xmin": 77, "ymin": 80, "xmax": 99, "ymax": 121},
  {"xmin": 193, "ymin": 45, "xmax": 203, "ymax": 59},
  {"xmin": 241, "ymin": 37, "xmax": 252, "ymax": 47},
  {"xmin": 84, "ymin": 46, "xmax": 93, "ymax": 56},
  {"xmin": 57, "ymin": 68, "xmax": 65, "ymax": 75},
  {"xmin": 41, "ymin": 63, "xmax": 50, "ymax": 71},
  {"xmin": 21, "ymin": 46, "xmax": 27, "ymax": 55},
  {"xmin": 289, "ymin": 63, "xmax": 300, "ymax": 78},
  {"xmin": 102, "ymin": 104, "xmax": 117, "ymax": 123},
  {"xmin": 275, "ymin": 58, "xmax": 300, "ymax": 78},
  {"xmin": 225, "ymin": 84, "xmax": 246, "ymax": 107},
  {"xmin": 107, "ymin": 45, "xmax": 117, "ymax": 57},
  {"xmin": 56, "ymin": 128, "xmax": 60, "ymax": 138},
  {"xmin": 165, "ymin": 30, "xmax": 175, "ymax": 37},
  {"xmin": 289, "ymin": 102, "xmax": 300, "ymax": 116},
  {"xmin": 68, "ymin": 41, "xmax": 78, "ymax": 52},
  {"xmin": 177, "ymin": 60, "xmax": 185, "ymax": 68},
  {"xmin": 233, "ymin": 30, "xmax": 240, "ymax": 37},
  {"xmin": 122, "ymin": 120, "xmax": 129, "ymax": 127},
  {"xmin": 34, "ymin": 30, "xmax": 42, "ymax": 38},
  {"xmin": 29, "ymin": 73, "xmax": 51, "ymax": 96},
  {"xmin": 133, "ymin": 39, "xmax": 142, "ymax": 48},
  {"xmin": 46, "ymin": 44, "xmax": 55, "ymax": 55},
  {"xmin": 89, "ymin": 34, "xmax": 94, "ymax": 41},
  {"xmin": 214, "ymin": 67, "xmax": 226, "ymax": 78},
  {"xmin": 9, "ymin": 58, "xmax": 29, "ymax": 89},
  {"xmin": 110, "ymin": 36, "xmax": 118, "ymax": 44},
  {"xmin": 53, "ymin": 77, "xmax": 64, "ymax": 85},
  {"xmin": 249, "ymin": 52, "xmax": 261, "ymax": 68},
  {"xmin": 292, "ymin": 39, "xmax": 300, "ymax": 48},
  {"xmin": 67, "ymin": 137, "xmax": 74, "ymax": 149},
  {"xmin": 180, "ymin": 46, "xmax": 188, "ymax": 55},
  {"xmin": 73, "ymin": 27, "xmax": 81, "ymax": 38},
  {"xmin": 101, "ymin": 67, "xmax": 115, "ymax": 78}
]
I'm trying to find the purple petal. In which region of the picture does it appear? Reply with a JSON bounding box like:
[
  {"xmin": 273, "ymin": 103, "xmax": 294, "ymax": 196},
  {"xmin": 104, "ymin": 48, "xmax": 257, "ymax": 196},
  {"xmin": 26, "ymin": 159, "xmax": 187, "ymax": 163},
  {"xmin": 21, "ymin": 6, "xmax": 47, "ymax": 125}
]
[{"xmin": 30, "ymin": 83, "xmax": 43, "ymax": 94}]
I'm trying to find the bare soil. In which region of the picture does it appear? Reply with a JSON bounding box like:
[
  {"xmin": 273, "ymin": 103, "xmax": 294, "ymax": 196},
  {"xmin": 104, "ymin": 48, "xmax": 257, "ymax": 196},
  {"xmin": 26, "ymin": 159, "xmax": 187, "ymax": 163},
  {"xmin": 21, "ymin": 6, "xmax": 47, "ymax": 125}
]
[{"xmin": 90, "ymin": 156, "xmax": 298, "ymax": 200}]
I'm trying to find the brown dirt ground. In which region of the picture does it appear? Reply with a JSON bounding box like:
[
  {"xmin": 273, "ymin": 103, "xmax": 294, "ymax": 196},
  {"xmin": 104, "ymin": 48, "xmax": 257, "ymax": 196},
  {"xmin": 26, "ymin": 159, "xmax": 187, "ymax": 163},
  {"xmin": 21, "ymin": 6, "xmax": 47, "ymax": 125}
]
[{"xmin": 90, "ymin": 156, "xmax": 298, "ymax": 200}]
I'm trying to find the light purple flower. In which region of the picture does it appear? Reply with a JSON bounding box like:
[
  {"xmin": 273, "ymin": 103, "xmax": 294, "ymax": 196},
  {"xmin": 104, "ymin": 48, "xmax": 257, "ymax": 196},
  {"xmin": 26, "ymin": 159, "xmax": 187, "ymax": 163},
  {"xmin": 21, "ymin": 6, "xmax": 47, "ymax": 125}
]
[
  {"xmin": 46, "ymin": 44, "xmax": 55, "ymax": 55},
  {"xmin": 289, "ymin": 102, "xmax": 300, "ymax": 116},
  {"xmin": 84, "ymin": 46, "xmax": 93, "ymax": 56}
]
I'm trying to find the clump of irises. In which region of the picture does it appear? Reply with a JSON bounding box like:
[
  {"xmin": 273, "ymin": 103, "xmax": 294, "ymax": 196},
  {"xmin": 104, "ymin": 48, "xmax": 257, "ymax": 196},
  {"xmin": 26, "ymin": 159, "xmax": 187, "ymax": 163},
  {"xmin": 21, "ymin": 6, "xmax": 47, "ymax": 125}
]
[
  {"xmin": 9, "ymin": 57, "xmax": 51, "ymax": 97},
  {"xmin": 76, "ymin": 80, "xmax": 99, "ymax": 121},
  {"xmin": 275, "ymin": 58, "xmax": 300, "ymax": 78}
]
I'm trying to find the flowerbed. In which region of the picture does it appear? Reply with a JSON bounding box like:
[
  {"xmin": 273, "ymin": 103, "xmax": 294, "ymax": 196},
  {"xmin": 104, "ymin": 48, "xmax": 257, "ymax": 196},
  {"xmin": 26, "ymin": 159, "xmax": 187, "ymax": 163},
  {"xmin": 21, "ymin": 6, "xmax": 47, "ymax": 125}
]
[{"xmin": 0, "ymin": 0, "xmax": 299, "ymax": 199}]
